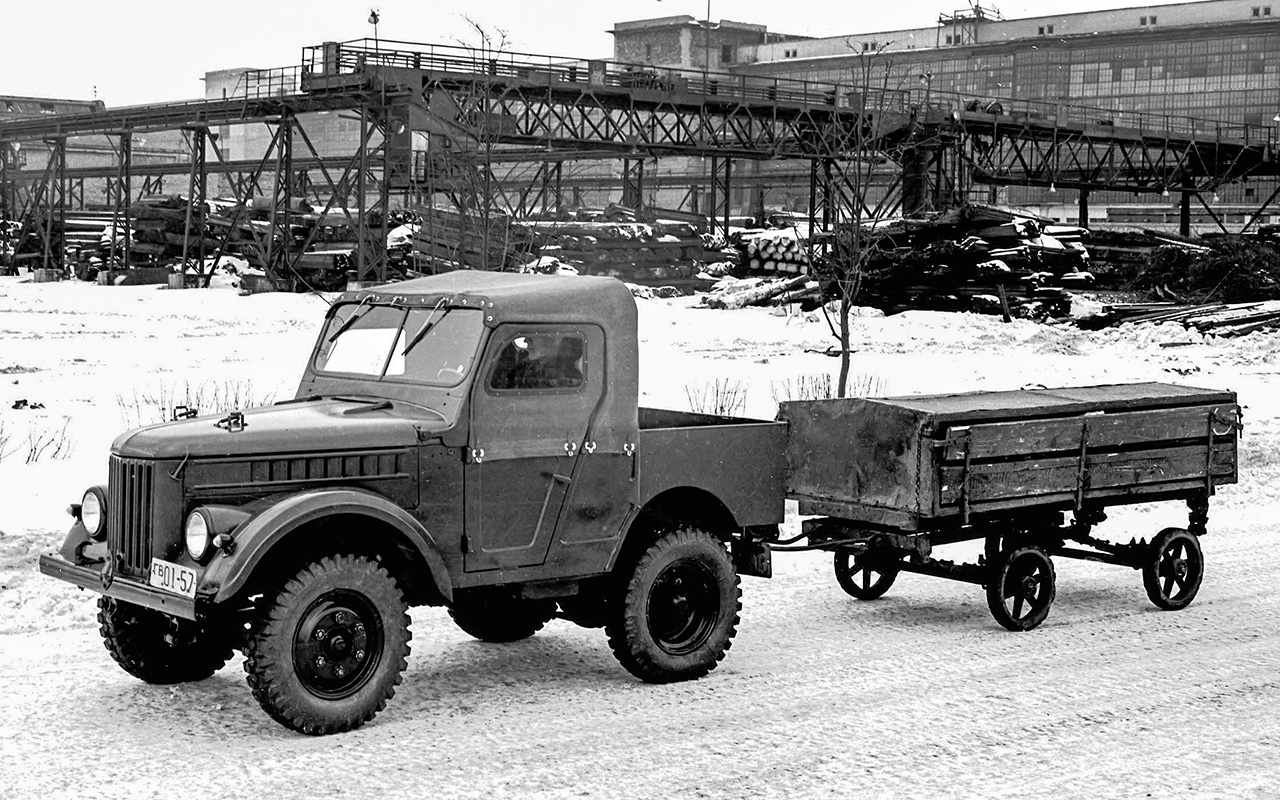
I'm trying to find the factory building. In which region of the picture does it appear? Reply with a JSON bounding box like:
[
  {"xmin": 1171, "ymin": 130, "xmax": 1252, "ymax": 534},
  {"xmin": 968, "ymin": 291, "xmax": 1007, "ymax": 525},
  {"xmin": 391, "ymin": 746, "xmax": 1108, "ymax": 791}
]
[{"xmin": 613, "ymin": 0, "xmax": 1280, "ymax": 224}]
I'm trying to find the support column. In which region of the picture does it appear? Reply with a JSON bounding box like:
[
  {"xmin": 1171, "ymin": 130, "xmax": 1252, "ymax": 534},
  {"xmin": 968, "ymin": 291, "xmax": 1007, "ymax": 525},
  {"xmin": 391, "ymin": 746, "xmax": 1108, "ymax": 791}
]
[
  {"xmin": 901, "ymin": 147, "xmax": 930, "ymax": 218},
  {"xmin": 621, "ymin": 157, "xmax": 644, "ymax": 209},
  {"xmin": 1179, "ymin": 191, "xmax": 1191, "ymax": 237},
  {"xmin": 182, "ymin": 127, "xmax": 208, "ymax": 281},
  {"xmin": 0, "ymin": 141, "xmax": 14, "ymax": 223},
  {"xmin": 43, "ymin": 137, "xmax": 67, "ymax": 272},
  {"xmin": 708, "ymin": 156, "xmax": 732, "ymax": 240},
  {"xmin": 806, "ymin": 159, "xmax": 819, "ymax": 264},
  {"xmin": 1078, "ymin": 188, "xmax": 1089, "ymax": 228},
  {"xmin": 357, "ymin": 105, "xmax": 369, "ymax": 280},
  {"xmin": 265, "ymin": 116, "xmax": 294, "ymax": 284}
]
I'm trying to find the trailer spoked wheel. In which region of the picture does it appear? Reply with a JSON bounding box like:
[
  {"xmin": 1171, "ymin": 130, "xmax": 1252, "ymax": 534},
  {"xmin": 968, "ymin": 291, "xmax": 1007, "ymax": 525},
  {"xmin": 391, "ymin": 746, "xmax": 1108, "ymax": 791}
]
[
  {"xmin": 1142, "ymin": 527, "xmax": 1203, "ymax": 611},
  {"xmin": 606, "ymin": 529, "xmax": 740, "ymax": 684},
  {"xmin": 985, "ymin": 546, "xmax": 1056, "ymax": 631},
  {"xmin": 834, "ymin": 550, "xmax": 899, "ymax": 600}
]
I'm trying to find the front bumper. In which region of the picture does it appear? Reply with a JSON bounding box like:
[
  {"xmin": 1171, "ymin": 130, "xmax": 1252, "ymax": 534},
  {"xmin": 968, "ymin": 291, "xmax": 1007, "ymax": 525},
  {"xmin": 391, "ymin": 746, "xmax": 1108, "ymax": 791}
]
[{"xmin": 38, "ymin": 553, "xmax": 198, "ymax": 620}]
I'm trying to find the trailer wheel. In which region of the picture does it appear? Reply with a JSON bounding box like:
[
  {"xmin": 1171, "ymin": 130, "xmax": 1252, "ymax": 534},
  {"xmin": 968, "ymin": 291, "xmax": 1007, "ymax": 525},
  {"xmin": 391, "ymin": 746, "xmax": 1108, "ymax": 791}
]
[
  {"xmin": 243, "ymin": 554, "xmax": 411, "ymax": 735},
  {"xmin": 449, "ymin": 596, "xmax": 557, "ymax": 643},
  {"xmin": 1143, "ymin": 528, "xmax": 1203, "ymax": 610},
  {"xmin": 834, "ymin": 550, "xmax": 899, "ymax": 600},
  {"xmin": 985, "ymin": 546, "xmax": 1055, "ymax": 631},
  {"xmin": 606, "ymin": 529, "xmax": 740, "ymax": 684}
]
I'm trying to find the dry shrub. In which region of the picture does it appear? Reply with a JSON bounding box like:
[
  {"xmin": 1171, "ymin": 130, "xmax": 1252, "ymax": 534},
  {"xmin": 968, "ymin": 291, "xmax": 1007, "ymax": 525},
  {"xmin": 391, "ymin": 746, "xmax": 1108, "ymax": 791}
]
[
  {"xmin": 116, "ymin": 379, "xmax": 277, "ymax": 429},
  {"xmin": 771, "ymin": 373, "xmax": 885, "ymax": 407},
  {"xmin": 685, "ymin": 379, "xmax": 748, "ymax": 417}
]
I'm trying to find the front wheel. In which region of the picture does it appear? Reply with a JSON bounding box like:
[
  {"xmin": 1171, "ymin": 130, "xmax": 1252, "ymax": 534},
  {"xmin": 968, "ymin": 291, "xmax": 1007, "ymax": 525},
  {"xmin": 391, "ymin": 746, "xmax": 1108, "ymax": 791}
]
[
  {"xmin": 1143, "ymin": 528, "xmax": 1203, "ymax": 610},
  {"xmin": 243, "ymin": 554, "xmax": 411, "ymax": 736},
  {"xmin": 97, "ymin": 597, "xmax": 235, "ymax": 684},
  {"xmin": 606, "ymin": 529, "xmax": 740, "ymax": 684},
  {"xmin": 985, "ymin": 546, "xmax": 1056, "ymax": 631}
]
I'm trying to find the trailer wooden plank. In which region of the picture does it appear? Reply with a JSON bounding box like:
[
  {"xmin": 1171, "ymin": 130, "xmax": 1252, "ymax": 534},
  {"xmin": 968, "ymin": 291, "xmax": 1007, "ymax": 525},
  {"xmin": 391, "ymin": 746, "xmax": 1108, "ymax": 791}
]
[
  {"xmin": 939, "ymin": 444, "xmax": 1236, "ymax": 505},
  {"xmin": 940, "ymin": 403, "xmax": 1241, "ymax": 461}
]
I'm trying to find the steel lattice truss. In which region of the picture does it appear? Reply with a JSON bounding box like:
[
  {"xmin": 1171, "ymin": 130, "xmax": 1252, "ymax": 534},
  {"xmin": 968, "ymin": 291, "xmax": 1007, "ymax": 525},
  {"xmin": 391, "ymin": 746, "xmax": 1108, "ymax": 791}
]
[
  {"xmin": 950, "ymin": 117, "xmax": 1271, "ymax": 194},
  {"xmin": 421, "ymin": 79, "xmax": 884, "ymax": 160}
]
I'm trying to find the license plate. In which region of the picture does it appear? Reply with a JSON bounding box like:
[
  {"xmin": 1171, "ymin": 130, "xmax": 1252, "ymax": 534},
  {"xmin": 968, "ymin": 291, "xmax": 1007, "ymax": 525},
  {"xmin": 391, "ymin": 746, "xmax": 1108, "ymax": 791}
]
[{"xmin": 148, "ymin": 558, "xmax": 198, "ymax": 598}]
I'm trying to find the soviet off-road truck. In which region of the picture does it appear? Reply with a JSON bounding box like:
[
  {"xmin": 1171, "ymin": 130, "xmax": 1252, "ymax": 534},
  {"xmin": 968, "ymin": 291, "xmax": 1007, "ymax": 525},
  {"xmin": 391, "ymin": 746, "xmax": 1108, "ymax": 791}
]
[
  {"xmin": 41, "ymin": 272, "xmax": 784, "ymax": 734},
  {"xmin": 41, "ymin": 271, "xmax": 1240, "ymax": 735}
]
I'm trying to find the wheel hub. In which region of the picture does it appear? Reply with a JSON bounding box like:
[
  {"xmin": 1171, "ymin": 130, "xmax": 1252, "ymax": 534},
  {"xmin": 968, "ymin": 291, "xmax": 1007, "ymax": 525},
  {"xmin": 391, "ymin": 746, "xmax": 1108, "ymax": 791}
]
[
  {"xmin": 294, "ymin": 592, "xmax": 381, "ymax": 699},
  {"xmin": 648, "ymin": 560, "xmax": 718, "ymax": 656}
]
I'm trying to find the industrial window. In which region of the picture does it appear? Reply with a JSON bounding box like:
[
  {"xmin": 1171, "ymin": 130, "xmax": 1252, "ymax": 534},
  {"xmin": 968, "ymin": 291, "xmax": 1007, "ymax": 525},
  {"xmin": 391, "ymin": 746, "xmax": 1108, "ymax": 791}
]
[
  {"xmin": 1038, "ymin": 26, "xmax": 1045, "ymax": 35},
  {"xmin": 1150, "ymin": 15, "xmax": 1157, "ymax": 23},
  {"xmin": 945, "ymin": 35, "xmax": 954, "ymax": 45},
  {"xmin": 1047, "ymin": 24, "xmax": 1055, "ymax": 34},
  {"xmin": 1140, "ymin": 16, "xmax": 1148, "ymax": 24},
  {"xmin": 644, "ymin": 44, "xmax": 652, "ymax": 60},
  {"xmin": 721, "ymin": 44, "xmax": 735, "ymax": 63},
  {"xmin": 1254, "ymin": 6, "xmax": 1261, "ymax": 15}
]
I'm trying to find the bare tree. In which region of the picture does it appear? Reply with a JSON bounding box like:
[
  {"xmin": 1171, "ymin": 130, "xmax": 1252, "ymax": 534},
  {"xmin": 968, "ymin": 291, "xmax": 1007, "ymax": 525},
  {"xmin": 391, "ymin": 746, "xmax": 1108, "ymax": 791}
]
[{"xmin": 822, "ymin": 43, "xmax": 923, "ymax": 397}]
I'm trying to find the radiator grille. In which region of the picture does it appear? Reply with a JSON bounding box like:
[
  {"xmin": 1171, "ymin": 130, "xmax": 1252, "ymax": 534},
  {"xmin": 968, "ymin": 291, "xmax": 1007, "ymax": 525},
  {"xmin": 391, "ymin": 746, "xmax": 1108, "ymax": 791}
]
[{"xmin": 108, "ymin": 456, "xmax": 155, "ymax": 574}]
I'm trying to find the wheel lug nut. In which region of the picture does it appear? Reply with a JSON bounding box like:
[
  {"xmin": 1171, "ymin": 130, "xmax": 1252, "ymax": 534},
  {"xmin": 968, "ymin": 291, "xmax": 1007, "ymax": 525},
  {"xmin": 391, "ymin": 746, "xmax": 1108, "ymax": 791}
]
[
  {"xmin": 314, "ymin": 628, "xmax": 327, "ymax": 640},
  {"xmin": 335, "ymin": 665, "xmax": 346, "ymax": 677},
  {"xmin": 355, "ymin": 649, "xmax": 365, "ymax": 661},
  {"xmin": 335, "ymin": 612, "xmax": 347, "ymax": 624},
  {"xmin": 354, "ymin": 622, "xmax": 365, "ymax": 633},
  {"xmin": 315, "ymin": 656, "xmax": 325, "ymax": 668}
]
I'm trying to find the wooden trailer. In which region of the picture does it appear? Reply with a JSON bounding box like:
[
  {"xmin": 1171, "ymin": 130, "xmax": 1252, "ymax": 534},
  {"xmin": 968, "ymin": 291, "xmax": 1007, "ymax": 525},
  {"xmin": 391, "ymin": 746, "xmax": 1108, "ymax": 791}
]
[{"xmin": 777, "ymin": 383, "xmax": 1242, "ymax": 630}]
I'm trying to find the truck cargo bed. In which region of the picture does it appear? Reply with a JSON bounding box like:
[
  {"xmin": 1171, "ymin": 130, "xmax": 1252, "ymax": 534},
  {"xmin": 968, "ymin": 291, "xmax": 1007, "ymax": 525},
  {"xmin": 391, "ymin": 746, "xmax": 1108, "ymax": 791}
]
[{"xmin": 779, "ymin": 383, "xmax": 1240, "ymax": 531}]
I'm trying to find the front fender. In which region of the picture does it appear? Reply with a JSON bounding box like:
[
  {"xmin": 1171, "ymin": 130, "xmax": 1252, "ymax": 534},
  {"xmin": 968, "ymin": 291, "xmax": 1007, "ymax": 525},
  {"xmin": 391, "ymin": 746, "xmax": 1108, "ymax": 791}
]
[{"xmin": 202, "ymin": 488, "xmax": 453, "ymax": 604}]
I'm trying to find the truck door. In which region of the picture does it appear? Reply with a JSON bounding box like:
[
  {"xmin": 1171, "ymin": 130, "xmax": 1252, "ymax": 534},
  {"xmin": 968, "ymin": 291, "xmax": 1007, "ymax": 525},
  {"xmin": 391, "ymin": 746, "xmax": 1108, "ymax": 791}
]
[{"xmin": 463, "ymin": 324, "xmax": 603, "ymax": 572}]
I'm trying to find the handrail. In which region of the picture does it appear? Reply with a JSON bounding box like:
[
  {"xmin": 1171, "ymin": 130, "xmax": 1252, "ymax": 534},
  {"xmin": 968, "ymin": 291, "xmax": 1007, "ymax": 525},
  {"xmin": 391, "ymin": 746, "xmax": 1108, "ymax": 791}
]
[{"xmin": 297, "ymin": 38, "xmax": 1272, "ymax": 147}]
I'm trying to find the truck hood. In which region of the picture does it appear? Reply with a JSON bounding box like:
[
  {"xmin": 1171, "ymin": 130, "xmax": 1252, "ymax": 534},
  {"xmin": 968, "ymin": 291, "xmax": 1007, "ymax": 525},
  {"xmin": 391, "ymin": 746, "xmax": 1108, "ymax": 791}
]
[{"xmin": 111, "ymin": 398, "xmax": 440, "ymax": 459}]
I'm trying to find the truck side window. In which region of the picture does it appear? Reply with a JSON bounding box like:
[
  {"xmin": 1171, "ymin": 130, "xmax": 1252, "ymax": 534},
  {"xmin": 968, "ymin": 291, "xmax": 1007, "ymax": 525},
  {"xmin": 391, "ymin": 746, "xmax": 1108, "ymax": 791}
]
[{"xmin": 489, "ymin": 333, "xmax": 585, "ymax": 391}]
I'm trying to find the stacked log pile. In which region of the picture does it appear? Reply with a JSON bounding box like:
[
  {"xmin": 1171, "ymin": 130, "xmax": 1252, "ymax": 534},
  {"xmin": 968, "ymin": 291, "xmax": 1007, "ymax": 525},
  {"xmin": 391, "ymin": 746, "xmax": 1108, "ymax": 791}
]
[
  {"xmin": 409, "ymin": 206, "xmax": 731, "ymax": 287},
  {"xmin": 126, "ymin": 195, "xmax": 216, "ymax": 262},
  {"xmin": 841, "ymin": 203, "xmax": 1094, "ymax": 318},
  {"xmin": 740, "ymin": 228, "xmax": 810, "ymax": 274},
  {"xmin": 525, "ymin": 218, "xmax": 722, "ymax": 286},
  {"xmin": 702, "ymin": 275, "xmax": 822, "ymax": 310},
  {"xmin": 412, "ymin": 206, "xmax": 531, "ymax": 272}
]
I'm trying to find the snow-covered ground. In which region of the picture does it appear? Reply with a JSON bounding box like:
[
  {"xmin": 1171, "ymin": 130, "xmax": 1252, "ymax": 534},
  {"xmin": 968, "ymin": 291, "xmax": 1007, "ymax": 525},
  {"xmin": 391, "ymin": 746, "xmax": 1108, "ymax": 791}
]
[{"xmin": 1, "ymin": 275, "xmax": 1277, "ymax": 798}]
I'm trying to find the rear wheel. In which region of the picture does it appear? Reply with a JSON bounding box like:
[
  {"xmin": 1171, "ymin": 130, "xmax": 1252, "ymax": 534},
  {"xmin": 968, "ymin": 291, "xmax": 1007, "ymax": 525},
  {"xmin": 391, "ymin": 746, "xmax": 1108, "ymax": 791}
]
[
  {"xmin": 606, "ymin": 529, "xmax": 740, "ymax": 683},
  {"xmin": 985, "ymin": 546, "xmax": 1056, "ymax": 631},
  {"xmin": 1143, "ymin": 528, "xmax": 1203, "ymax": 610},
  {"xmin": 449, "ymin": 595, "xmax": 556, "ymax": 643},
  {"xmin": 97, "ymin": 596, "xmax": 235, "ymax": 684},
  {"xmin": 834, "ymin": 549, "xmax": 899, "ymax": 600},
  {"xmin": 243, "ymin": 554, "xmax": 411, "ymax": 735}
]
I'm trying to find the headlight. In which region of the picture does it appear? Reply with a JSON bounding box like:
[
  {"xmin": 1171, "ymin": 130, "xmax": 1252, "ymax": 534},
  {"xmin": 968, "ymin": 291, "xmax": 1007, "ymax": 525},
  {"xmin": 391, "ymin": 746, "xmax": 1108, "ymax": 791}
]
[
  {"xmin": 81, "ymin": 487, "xmax": 107, "ymax": 540},
  {"xmin": 185, "ymin": 510, "xmax": 211, "ymax": 561}
]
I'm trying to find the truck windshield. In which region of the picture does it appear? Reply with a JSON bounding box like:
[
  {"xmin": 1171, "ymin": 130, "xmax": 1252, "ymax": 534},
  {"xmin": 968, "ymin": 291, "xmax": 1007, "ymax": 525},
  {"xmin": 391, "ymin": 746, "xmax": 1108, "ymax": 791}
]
[{"xmin": 314, "ymin": 303, "xmax": 485, "ymax": 387}]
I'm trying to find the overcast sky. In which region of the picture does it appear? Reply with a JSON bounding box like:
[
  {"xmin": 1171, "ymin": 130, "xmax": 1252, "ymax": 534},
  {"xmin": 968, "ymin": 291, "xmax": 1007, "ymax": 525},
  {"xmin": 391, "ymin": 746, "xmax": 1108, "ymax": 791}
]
[{"xmin": 2, "ymin": 0, "xmax": 1158, "ymax": 106}]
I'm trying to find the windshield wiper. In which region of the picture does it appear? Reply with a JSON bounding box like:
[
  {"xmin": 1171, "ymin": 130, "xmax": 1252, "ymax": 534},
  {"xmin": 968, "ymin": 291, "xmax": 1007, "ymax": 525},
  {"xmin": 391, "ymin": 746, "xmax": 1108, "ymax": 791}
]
[
  {"xmin": 401, "ymin": 299, "xmax": 448, "ymax": 357},
  {"xmin": 325, "ymin": 298, "xmax": 374, "ymax": 343}
]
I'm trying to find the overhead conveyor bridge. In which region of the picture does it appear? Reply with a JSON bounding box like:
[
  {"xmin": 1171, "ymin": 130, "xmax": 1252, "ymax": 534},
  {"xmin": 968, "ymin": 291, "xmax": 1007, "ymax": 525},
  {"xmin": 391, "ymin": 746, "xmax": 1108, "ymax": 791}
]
[{"xmin": 1, "ymin": 38, "xmax": 1276, "ymax": 283}]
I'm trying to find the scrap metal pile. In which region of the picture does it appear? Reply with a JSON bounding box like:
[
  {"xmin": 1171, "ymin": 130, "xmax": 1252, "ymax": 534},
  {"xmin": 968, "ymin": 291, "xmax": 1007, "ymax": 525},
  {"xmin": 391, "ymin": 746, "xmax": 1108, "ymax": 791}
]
[
  {"xmin": 1078, "ymin": 234, "xmax": 1280, "ymax": 336},
  {"xmin": 848, "ymin": 204, "xmax": 1094, "ymax": 318}
]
